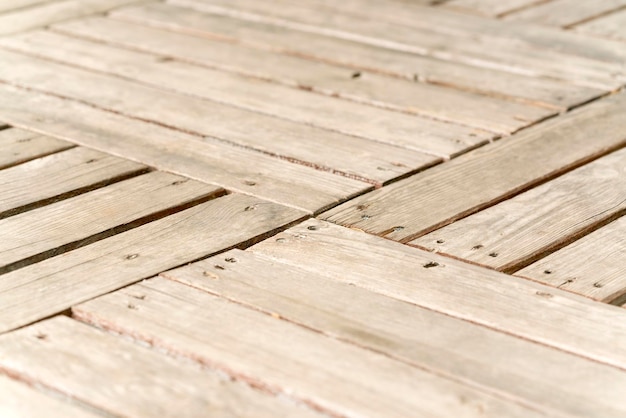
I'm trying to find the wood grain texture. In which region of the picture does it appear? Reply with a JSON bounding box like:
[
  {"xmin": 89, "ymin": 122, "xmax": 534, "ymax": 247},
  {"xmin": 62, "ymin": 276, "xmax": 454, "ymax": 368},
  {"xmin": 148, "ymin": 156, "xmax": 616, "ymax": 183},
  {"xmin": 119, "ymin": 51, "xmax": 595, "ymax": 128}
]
[
  {"xmin": 0, "ymin": 0, "xmax": 53, "ymax": 14},
  {"xmin": 517, "ymin": 216, "xmax": 626, "ymax": 303},
  {"xmin": 163, "ymin": 248, "xmax": 626, "ymax": 418},
  {"xmin": 443, "ymin": 0, "xmax": 543, "ymax": 16},
  {"xmin": 0, "ymin": 171, "xmax": 223, "ymax": 272},
  {"xmin": 0, "ymin": 84, "xmax": 370, "ymax": 214},
  {"xmin": 251, "ymin": 219, "xmax": 626, "ymax": 371},
  {"xmin": 506, "ymin": 0, "xmax": 626, "ymax": 27},
  {"xmin": 0, "ymin": 127, "xmax": 73, "ymax": 169},
  {"xmin": 322, "ymin": 92, "xmax": 626, "ymax": 242},
  {"xmin": 0, "ymin": 146, "xmax": 146, "ymax": 219},
  {"xmin": 0, "ymin": 35, "xmax": 439, "ymax": 182},
  {"xmin": 0, "ymin": 193, "xmax": 306, "ymax": 333},
  {"xmin": 73, "ymin": 277, "xmax": 549, "ymax": 418},
  {"xmin": 108, "ymin": 2, "xmax": 603, "ymax": 111},
  {"xmin": 411, "ymin": 147, "xmax": 626, "ymax": 272},
  {"xmin": 0, "ymin": 316, "xmax": 322, "ymax": 418},
  {"xmin": 576, "ymin": 8, "xmax": 626, "ymax": 42}
]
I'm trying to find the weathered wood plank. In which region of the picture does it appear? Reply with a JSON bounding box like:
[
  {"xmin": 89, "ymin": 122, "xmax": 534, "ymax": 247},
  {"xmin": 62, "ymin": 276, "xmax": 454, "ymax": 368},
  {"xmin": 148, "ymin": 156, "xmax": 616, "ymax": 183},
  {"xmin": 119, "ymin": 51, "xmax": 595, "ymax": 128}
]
[
  {"xmin": 576, "ymin": 8, "xmax": 626, "ymax": 42},
  {"xmin": 0, "ymin": 84, "xmax": 370, "ymax": 214},
  {"xmin": 0, "ymin": 193, "xmax": 305, "ymax": 333},
  {"xmin": 411, "ymin": 147, "xmax": 626, "ymax": 272},
  {"xmin": 163, "ymin": 248, "xmax": 626, "ymax": 418},
  {"xmin": 110, "ymin": 2, "xmax": 604, "ymax": 109},
  {"xmin": 0, "ymin": 127, "xmax": 73, "ymax": 169},
  {"xmin": 252, "ymin": 219, "xmax": 626, "ymax": 371},
  {"xmin": 0, "ymin": 0, "xmax": 52, "ymax": 15},
  {"xmin": 73, "ymin": 277, "xmax": 549, "ymax": 418},
  {"xmin": 505, "ymin": 0, "xmax": 626, "ymax": 27},
  {"xmin": 322, "ymin": 92, "xmax": 626, "ymax": 242},
  {"xmin": 443, "ymin": 0, "xmax": 543, "ymax": 17},
  {"xmin": 0, "ymin": 171, "xmax": 223, "ymax": 272},
  {"xmin": 51, "ymin": 17, "xmax": 555, "ymax": 135},
  {"xmin": 516, "ymin": 216, "xmax": 626, "ymax": 303},
  {"xmin": 0, "ymin": 36, "xmax": 439, "ymax": 181},
  {"xmin": 0, "ymin": 317, "xmax": 323, "ymax": 418},
  {"xmin": 0, "ymin": 146, "xmax": 146, "ymax": 219},
  {"xmin": 0, "ymin": 36, "xmax": 492, "ymax": 159}
]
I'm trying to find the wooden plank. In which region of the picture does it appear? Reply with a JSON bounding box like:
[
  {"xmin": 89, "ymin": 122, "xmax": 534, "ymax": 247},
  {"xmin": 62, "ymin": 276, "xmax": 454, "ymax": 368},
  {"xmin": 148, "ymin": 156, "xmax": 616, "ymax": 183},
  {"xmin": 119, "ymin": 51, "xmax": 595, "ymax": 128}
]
[
  {"xmin": 0, "ymin": 171, "xmax": 223, "ymax": 272},
  {"xmin": 0, "ymin": 36, "xmax": 493, "ymax": 159},
  {"xmin": 251, "ymin": 219, "xmax": 626, "ymax": 371},
  {"xmin": 0, "ymin": 0, "xmax": 53, "ymax": 14},
  {"xmin": 411, "ymin": 147, "xmax": 626, "ymax": 273},
  {"xmin": 443, "ymin": 0, "xmax": 543, "ymax": 17},
  {"xmin": 163, "ymin": 248, "xmax": 626, "ymax": 418},
  {"xmin": 0, "ymin": 193, "xmax": 305, "ymax": 333},
  {"xmin": 49, "ymin": 18, "xmax": 556, "ymax": 135},
  {"xmin": 0, "ymin": 36, "xmax": 439, "ymax": 183},
  {"xmin": 0, "ymin": 374, "xmax": 101, "ymax": 418},
  {"xmin": 0, "ymin": 146, "xmax": 146, "ymax": 219},
  {"xmin": 322, "ymin": 92, "xmax": 626, "ymax": 242},
  {"xmin": 576, "ymin": 9, "xmax": 626, "ymax": 42},
  {"xmin": 73, "ymin": 278, "xmax": 549, "ymax": 418},
  {"xmin": 516, "ymin": 216, "xmax": 626, "ymax": 303},
  {"xmin": 0, "ymin": 127, "xmax": 73, "ymax": 169},
  {"xmin": 109, "ymin": 2, "xmax": 604, "ymax": 109},
  {"xmin": 505, "ymin": 0, "xmax": 626, "ymax": 27},
  {"xmin": 0, "ymin": 84, "xmax": 370, "ymax": 214},
  {"xmin": 0, "ymin": 317, "xmax": 323, "ymax": 418}
]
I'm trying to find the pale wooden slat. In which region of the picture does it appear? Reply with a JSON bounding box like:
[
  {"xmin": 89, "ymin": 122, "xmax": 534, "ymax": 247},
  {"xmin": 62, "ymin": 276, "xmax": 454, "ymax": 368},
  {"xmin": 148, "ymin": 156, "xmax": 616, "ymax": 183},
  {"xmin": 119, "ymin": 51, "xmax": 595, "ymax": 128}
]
[
  {"xmin": 0, "ymin": 0, "xmax": 53, "ymax": 14},
  {"xmin": 0, "ymin": 127, "xmax": 73, "ymax": 169},
  {"xmin": 411, "ymin": 147, "xmax": 626, "ymax": 272},
  {"xmin": 0, "ymin": 36, "xmax": 493, "ymax": 159},
  {"xmin": 49, "ymin": 18, "xmax": 556, "ymax": 135},
  {"xmin": 108, "ymin": 3, "xmax": 604, "ymax": 111},
  {"xmin": 0, "ymin": 171, "xmax": 223, "ymax": 272},
  {"xmin": 506, "ymin": 0, "xmax": 626, "ymax": 27},
  {"xmin": 0, "ymin": 146, "xmax": 146, "ymax": 218},
  {"xmin": 73, "ymin": 277, "xmax": 549, "ymax": 418},
  {"xmin": 0, "ymin": 84, "xmax": 370, "ymax": 214},
  {"xmin": 0, "ymin": 317, "xmax": 323, "ymax": 418},
  {"xmin": 163, "ymin": 248, "xmax": 626, "ymax": 418},
  {"xmin": 251, "ymin": 219, "xmax": 626, "ymax": 371},
  {"xmin": 0, "ymin": 193, "xmax": 305, "ymax": 333},
  {"xmin": 576, "ymin": 8, "xmax": 626, "ymax": 42},
  {"xmin": 516, "ymin": 216, "xmax": 626, "ymax": 303},
  {"xmin": 443, "ymin": 0, "xmax": 543, "ymax": 16},
  {"xmin": 0, "ymin": 35, "xmax": 438, "ymax": 182},
  {"xmin": 322, "ymin": 92, "xmax": 626, "ymax": 242}
]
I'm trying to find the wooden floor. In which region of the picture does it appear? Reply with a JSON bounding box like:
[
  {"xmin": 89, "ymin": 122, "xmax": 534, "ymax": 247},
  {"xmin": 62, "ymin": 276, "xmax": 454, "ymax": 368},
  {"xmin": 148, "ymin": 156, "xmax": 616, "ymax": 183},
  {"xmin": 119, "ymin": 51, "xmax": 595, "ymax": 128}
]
[{"xmin": 0, "ymin": 0, "xmax": 625, "ymax": 416}]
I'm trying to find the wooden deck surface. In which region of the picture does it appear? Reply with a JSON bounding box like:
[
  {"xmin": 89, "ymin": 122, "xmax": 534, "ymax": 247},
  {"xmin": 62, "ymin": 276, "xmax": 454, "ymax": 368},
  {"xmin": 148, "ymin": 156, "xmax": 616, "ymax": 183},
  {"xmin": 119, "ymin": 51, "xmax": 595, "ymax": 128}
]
[{"xmin": 0, "ymin": 0, "xmax": 624, "ymax": 416}]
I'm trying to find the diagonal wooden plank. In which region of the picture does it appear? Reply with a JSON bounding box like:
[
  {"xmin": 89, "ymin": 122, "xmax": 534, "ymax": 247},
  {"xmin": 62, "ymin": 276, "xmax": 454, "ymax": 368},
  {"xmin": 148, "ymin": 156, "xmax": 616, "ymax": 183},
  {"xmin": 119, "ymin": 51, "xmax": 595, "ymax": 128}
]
[
  {"xmin": 322, "ymin": 92, "xmax": 626, "ymax": 242},
  {"xmin": 442, "ymin": 0, "xmax": 544, "ymax": 17},
  {"xmin": 575, "ymin": 8, "xmax": 626, "ymax": 42},
  {"xmin": 505, "ymin": 0, "xmax": 626, "ymax": 27},
  {"xmin": 0, "ymin": 0, "xmax": 54, "ymax": 14},
  {"xmin": 0, "ymin": 127, "xmax": 74, "ymax": 169},
  {"xmin": 0, "ymin": 317, "xmax": 323, "ymax": 418},
  {"xmin": 163, "ymin": 248, "xmax": 626, "ymax": 418}
]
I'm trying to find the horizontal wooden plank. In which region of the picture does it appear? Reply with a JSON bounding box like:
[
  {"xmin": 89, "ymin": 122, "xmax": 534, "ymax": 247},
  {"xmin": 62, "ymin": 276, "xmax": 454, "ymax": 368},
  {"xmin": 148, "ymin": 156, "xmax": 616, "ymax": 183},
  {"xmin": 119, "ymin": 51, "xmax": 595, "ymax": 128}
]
[
  {"xmin": 443, "ymin": 0, "xmax": 542, "ymax": 17},
  {"xmin": 0, "ymin": 193, "xmax": 305, "ymax": 333},
  {"xmin": 251, "ymin": 219, "xmax": 626, "ymax": 371},
  {"xmin": 73, "ymin": 277, "xmax": 548, "ymax": 418},
  {"xmin": 411, "ymin": 147, "xmax": 626, "ymax": 272},
  {"xmin": 505, "ymin": 0, "xmax": 626, "ymax": 27},
  {"xmin": 0, "ymin": 127, "xmax": 73, "ymax": 169},
  {"xmin": 322, "ymin": 92, "xmax": 626, "ymax": 242},
  {"xmin": 516, "ymin": 216, "xmax": 626, "ymax": 303},
  {"xmin": 0, "ymin": 317, "xmax": 323, "ymax": 417},
  {"xmin": 164, "ymin": 248, "xmax": 626, "ymax": 418},
  {"xmin": 0, "ymin": 84, "xmax": 370, "ymax": 214},
  {"xmin": 0, "ymin": 146, "xmax": 146, "ymax": 219},
  {"xmin": 0, "ymin": 171, "xmax": 223, "ymax": 272},
  {"xmin": 575, "ymin": 8, "xmax": 626, "ymax": 42}
]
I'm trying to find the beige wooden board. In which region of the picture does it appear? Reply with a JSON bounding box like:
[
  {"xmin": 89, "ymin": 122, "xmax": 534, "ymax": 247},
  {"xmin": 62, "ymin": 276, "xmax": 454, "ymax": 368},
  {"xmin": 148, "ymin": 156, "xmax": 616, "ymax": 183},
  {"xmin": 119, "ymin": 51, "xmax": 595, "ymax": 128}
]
[
  {"xmin": 112, "ymin": 2, "xmax": 606, "ymax": 109},
  {"xmin": 163, "ymin": 248, "xmax": 626, "ymax": 418},
  {"xmin": 323, "ymin": 92, "xmax": 626, "ymax": 242},
  {"xmin": 0, "ymin": 36, "xmax": 439, "ymax": 183},
  {"xmin": 505, "ymin": 0, "xmax": 626, "ymax": 27},
  {"xmin": 0, "ymin": 36, "xmax": 493, "ymax": 159},
  {"xmin": 252, "ymin": 219, "xmax": 626, "ymax": 371},
  {"xmin": 517, "ymin": 216, "xmax": 626, "ymax": 303},
  {"xmin": 0, "ymin": 171, "xmax": 222, "ymax": 272},
  {"xmin": 411, "ymin": 147, "xmax": 626, "ymax": 273},
  {"xmin": 0, "ymin": 0, "xmax": 144, "ymax": 36},
  {"xmin": 51, "ymin": 18, "xmax": 556, "ymax": 135},
  {"xmin": 0, "ymin": 317, "xmax": 322, "ymax": 418},
  {"xmin": 576, "ymin": 8, "xmax": 626, "ymax": 42},
  {"xmin": 0, "ymin": 127, "xmax": 73, "ymax": 169},
  {"xmin": 0, "ymin": 146, "xmax": 145, "ymax": 219},
  {"xmin": 0, "ymin": 374, "xmax": 102, "ymax": 418},
  {"xmin": 443, "ymin": 0, "xmax": 543, "ymax": 16},
  {"xmin": 0, "ymin": 84, "xmax": 370, "ymax": 214},
  {"xmin": 0, "ymin": 193, "xmax": 305, "ymax": 333},
  {"xmin": 0, "ymin": 0, "xmax": 53, "ymax": 14},
  {"xmin": 73, "ymin": 277, "xmax": 549, "ymax": 418},
  {"xmin": 166, "ymin": 0, "xmax": 625, "ymax": 90}
]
